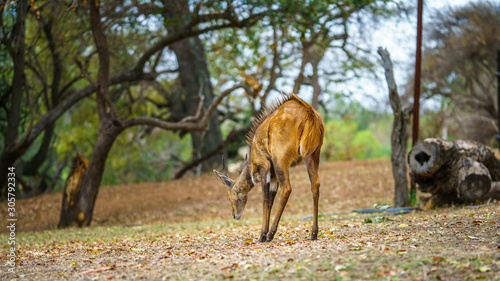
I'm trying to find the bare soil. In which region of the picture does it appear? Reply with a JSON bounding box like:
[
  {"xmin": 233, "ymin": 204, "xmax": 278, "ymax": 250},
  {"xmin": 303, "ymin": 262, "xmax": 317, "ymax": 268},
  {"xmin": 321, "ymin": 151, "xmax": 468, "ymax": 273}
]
[{"xmin": 1, "ymin": 158, "xmax": 499, "ymax": 280}]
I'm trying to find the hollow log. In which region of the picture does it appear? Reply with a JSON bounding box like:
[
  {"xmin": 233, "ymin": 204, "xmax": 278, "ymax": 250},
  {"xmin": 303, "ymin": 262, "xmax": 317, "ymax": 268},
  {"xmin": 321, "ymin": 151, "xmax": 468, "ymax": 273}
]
[{"xmin": 408, "ymin": 138, "xmax": 500, "ymax": 209}]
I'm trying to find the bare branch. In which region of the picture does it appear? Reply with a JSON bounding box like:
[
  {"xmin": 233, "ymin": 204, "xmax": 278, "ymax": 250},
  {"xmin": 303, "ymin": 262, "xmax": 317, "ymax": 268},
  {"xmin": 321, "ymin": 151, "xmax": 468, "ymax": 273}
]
[
  {"xmin": 378, "ymin": 47, "xmax": 401, "ymax": 114},
  {"xmin": 122, "ymin": 83, "xmax": 244, "ymax": 131},
  {"xmin": 133, "ymin": 11, "xmax": 269, "ymax": 73},
  {"xmin": 179, "ymin": 82, "xmax": 205, "ymax": 123}
]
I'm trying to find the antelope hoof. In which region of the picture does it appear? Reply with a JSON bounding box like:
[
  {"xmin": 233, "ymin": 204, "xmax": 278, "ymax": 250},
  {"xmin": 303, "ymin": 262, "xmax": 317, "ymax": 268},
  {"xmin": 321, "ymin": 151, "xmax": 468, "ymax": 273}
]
[
  {"xmin": 258, "ymin": 233, "xmax": 267, "ymax": 243},
  {"xmin": 266, "ymin": 232, "xmax": 275, "ymax": 242}
]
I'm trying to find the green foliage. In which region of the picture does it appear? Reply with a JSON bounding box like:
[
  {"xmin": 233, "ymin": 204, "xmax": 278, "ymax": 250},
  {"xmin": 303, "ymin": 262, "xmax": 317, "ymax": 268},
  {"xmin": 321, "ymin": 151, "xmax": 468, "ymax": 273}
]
[
  {"xmin": 102, "ymin": 129, "xmax": 192, "ymax": 186},
  {"xmin": 322, "ymin": 118, "xmax": 388, "ymax": 161},
  {"xmin": 420, "ymin": 2, "xmax": 500, "ymax": 145},
  {"xmin": 1, "ymin": 0, "xmax": 409, "ymax": 198}
]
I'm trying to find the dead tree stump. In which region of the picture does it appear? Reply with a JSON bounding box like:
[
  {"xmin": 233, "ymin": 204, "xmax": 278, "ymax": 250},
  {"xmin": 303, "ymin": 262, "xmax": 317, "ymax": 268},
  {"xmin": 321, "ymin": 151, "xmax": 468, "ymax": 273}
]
[
  {"xmin": 408, "ymin": 138, "xmax": 500, "ymax": 209},
  {"xmin": 58, "ymin": 152, "xmax": 88, "ymax": 228}
]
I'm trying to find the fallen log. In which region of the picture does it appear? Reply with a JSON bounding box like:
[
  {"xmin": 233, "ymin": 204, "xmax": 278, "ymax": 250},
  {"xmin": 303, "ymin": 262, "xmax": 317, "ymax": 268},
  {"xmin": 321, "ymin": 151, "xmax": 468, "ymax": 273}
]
[{"xmin": 408, "ymin": 138, "xmax": 500, "ymax": 209}]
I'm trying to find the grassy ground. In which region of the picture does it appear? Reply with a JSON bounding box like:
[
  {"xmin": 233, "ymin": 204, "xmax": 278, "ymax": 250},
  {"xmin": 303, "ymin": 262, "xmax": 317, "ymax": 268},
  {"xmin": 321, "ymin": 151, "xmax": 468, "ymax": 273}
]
[{"xmin": 1, "ymin": 158, "xmax": 499, "ymax": 280}]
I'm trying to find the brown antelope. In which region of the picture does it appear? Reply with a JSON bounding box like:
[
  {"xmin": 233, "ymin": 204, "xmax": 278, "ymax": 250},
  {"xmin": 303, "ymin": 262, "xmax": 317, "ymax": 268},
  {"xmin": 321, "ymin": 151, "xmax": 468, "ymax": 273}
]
[{"xmin": 214, "ymin": 93, "xmax": 324, "ymax": 242}]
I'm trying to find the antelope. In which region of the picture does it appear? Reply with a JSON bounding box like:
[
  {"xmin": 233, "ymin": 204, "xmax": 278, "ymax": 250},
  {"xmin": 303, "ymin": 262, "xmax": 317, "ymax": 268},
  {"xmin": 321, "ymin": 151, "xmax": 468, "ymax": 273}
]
[{"xmin": 213, "ymin": 93, "xmax": 324, "ymax": 242}]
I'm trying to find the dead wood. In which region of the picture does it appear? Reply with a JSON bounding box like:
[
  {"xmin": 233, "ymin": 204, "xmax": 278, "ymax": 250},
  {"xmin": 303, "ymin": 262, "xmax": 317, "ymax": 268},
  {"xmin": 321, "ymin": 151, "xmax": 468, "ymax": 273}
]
[{"xmin": 408, "ymin": 138, "xmax": 500, "ymax": 209}]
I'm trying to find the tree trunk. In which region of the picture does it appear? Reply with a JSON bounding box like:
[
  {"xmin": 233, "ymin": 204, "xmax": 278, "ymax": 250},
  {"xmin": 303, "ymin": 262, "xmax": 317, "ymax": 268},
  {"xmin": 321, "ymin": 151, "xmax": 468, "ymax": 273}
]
[
  {"xmin": 58, "ymin": 2, "xmax": 122, "ymax": 227},
  {"xmin": 22, "ymin": 123, "xmax": 55, "ymax": 176},
  {"xmin": 408, "ymin": 138, "xmax": 500, "ymax": 209},
  {"xmin": 58, "ymin": 153, "xmax": 88, "ymax": 228},
  {"xmin": 76, "ymin": 129, "xmax": 120, "ymax": 226},
  {"xmin": 378, "ymin": 47, "xmax": 411, "ymax": 207},
  {"xmin": 167, "ymin": 0, "xmax": 223, "ymax": 172},
  {"xmin": 0, "ymin": 0, "xmax": 27, "ymax": 198}
]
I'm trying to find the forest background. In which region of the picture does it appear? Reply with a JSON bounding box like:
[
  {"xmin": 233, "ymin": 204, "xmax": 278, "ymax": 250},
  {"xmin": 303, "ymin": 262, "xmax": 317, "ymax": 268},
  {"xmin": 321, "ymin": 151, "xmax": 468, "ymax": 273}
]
[{"xmin": 1, "ymin": 0, "xmax": 498, "ymax": 207}]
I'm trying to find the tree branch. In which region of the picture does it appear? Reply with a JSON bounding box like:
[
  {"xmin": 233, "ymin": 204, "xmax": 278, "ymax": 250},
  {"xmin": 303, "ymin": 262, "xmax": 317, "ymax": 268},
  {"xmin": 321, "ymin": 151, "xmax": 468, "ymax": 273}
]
[
  {"xmin": 133, "ymin": 11, "xmax": 269, "ymax": 73},
  {"xmin": 173, "ymin": 127, "xmax": 247, "ymax": 179},
  {"xmin": 122, "ymin": 84, "xmax": 244, "ymax": 131},
  {"xmin": 378, "ymin": 47, "xmax": 401, "ymax": 114}
]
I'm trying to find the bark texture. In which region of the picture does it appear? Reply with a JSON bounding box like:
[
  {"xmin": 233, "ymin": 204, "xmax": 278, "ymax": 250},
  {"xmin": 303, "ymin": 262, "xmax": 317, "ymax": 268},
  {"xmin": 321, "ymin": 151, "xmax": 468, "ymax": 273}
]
[
  {"xmin": 58, "ymin": 153, "xmax": 88, "ymax": 228},
  {"xmin": 378, "ymin": 47, "xmax": 411, "ymax": 207},
  {"xmin": 408, "ymin": 138, "xmax": 500, "ymax": 209}
]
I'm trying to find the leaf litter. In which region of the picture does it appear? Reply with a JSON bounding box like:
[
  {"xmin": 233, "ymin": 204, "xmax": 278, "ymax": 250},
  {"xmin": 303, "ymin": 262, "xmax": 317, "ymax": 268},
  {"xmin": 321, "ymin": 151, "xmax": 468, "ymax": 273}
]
[{"xmin": 1, "ymin": 158, "xmax": 499, "ymax": 280}]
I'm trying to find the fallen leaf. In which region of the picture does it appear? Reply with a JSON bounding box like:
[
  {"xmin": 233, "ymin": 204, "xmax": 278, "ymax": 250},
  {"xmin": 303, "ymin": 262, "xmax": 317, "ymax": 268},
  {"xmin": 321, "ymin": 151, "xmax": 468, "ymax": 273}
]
[
  {"xmin": 432, "ymin": 256, "xmax": 445, "ymax": 262},
  {"xmin": 82, "ymin": 266, "xmax": 115, "ymax": 275},
  {"xmin": 398, "ymin": 224, "xmax": 408, "ymax": 228},
  {"xmin": 478, "ymin": 266, "xmax": 490, "ymax": 272}
]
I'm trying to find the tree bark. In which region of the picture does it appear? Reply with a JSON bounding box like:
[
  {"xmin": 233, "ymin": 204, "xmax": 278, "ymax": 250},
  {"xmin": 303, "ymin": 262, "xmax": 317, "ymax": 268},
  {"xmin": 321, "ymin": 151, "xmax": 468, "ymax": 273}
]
[
  {"xmin": 0, "ymin": 0, "xmax": 27, "ymax": 198},
  {"xmin": 58, "ymin": 153, "xmax": 88, "ymax": 228},
  {"xmin": 378, "ymin": 47, "xmax": 411, "ymax": 207},
  {"xmin": 167, "ymin": 0, "xmax": 223, "ymax": 171},
  {"xmin": 408, "ymin": 138, "xmax": 500, "ymax": 209}
]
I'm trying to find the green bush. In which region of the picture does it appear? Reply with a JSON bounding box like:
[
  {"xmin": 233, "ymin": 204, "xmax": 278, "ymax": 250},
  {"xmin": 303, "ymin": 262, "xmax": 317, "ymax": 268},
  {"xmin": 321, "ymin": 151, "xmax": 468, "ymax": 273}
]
[{"xmin": 321, "ymin": 119, "xmax": 387, "ymax": 161}]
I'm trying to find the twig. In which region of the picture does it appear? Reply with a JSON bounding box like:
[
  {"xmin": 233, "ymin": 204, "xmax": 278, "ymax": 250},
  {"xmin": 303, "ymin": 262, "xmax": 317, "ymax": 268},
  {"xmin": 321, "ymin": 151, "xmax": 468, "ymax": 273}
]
[
  {"xmin": 82, "ymin": 266, "xmax": 115, "ymax": 275},
  {"xmin": 180, "ymin": 82, "xmax": 205, "ymax": 123}
]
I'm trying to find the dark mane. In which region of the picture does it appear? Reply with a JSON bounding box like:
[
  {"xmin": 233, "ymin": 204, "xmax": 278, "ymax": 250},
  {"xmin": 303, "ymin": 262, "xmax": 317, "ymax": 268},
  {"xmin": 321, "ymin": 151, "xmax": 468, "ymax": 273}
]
[{"xmin": 246, "ymin": 93, "xmax": 301, "ymax": 145}]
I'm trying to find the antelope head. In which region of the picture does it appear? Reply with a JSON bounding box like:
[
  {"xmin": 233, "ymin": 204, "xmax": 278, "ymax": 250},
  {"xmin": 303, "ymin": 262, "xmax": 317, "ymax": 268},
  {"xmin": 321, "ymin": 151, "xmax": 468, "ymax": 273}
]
[{"xmin": 213, "ymin": 155, "xmax": 254, "ymax": 220}]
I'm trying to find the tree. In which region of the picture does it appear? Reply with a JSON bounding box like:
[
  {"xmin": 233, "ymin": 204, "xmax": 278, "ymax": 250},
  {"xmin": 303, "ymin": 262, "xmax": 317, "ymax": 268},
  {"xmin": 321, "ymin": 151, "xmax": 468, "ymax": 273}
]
[
  {"xmin": 58, "ymin": 0, "xmax": 275, "ymax": 227},
  {"xmin": 419, "ymin": 1, "xmax": 500, "ymax": 146},
  {"xmin": 1, "ymin": 0, "xmax": 409, "ymax": 227},
  {"xmin": 207, "ymin": 0, "xmax": 407, "ymax": 116},
  {"xmin": 0, "ymin": 0, "xmax": 271, "ymax": 200},
  {"xmin": 165, "ymin": 0, "xmax": 223, "ymax": 172}
]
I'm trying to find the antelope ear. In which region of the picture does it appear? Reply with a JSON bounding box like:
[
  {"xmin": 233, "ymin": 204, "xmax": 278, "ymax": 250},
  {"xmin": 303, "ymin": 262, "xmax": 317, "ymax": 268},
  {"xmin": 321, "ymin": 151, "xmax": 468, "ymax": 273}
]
[{"xmin": 213, "ymin": 169, "xmax": 234, "ymax": 189}]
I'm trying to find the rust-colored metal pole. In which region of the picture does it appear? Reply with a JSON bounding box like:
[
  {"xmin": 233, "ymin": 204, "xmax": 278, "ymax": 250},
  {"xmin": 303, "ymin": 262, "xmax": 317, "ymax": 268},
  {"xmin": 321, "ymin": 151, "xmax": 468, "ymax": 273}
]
[{"xmin": 413, "ymin": 0, "xmax": 424, "ymax": 147}]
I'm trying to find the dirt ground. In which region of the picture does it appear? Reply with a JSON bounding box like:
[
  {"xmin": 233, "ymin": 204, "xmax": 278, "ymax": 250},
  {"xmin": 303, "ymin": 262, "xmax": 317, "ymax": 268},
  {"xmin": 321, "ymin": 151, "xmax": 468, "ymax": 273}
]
[
  {"xmin": 1, "ymin": 158, "xmax": 500, "ymax": 280},
  {"xmin": 1, "ymin": 158, "xmax": 395, "ymax": 233}
]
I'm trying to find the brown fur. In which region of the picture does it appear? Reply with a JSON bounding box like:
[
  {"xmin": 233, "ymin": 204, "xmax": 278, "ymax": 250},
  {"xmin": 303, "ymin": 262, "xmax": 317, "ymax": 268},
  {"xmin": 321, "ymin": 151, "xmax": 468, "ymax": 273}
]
[{"xmin": 214, "ymin": 93, "xmax": 325, "ymax": 242}]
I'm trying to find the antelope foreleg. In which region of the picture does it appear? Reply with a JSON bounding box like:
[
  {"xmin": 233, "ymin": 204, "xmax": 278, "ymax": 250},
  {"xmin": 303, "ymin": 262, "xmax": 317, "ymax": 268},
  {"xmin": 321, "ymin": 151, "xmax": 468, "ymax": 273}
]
[
  {"xmin": 305, "ymin": 151, "xmax": 321, "ymax": 240},
  {"xmin": 259, "ymin": 170, "xmax": 273, "ymax": 242},
  {"xmin": 267, "ymin": 166, "xmax": 291, "ymax": 242}
]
